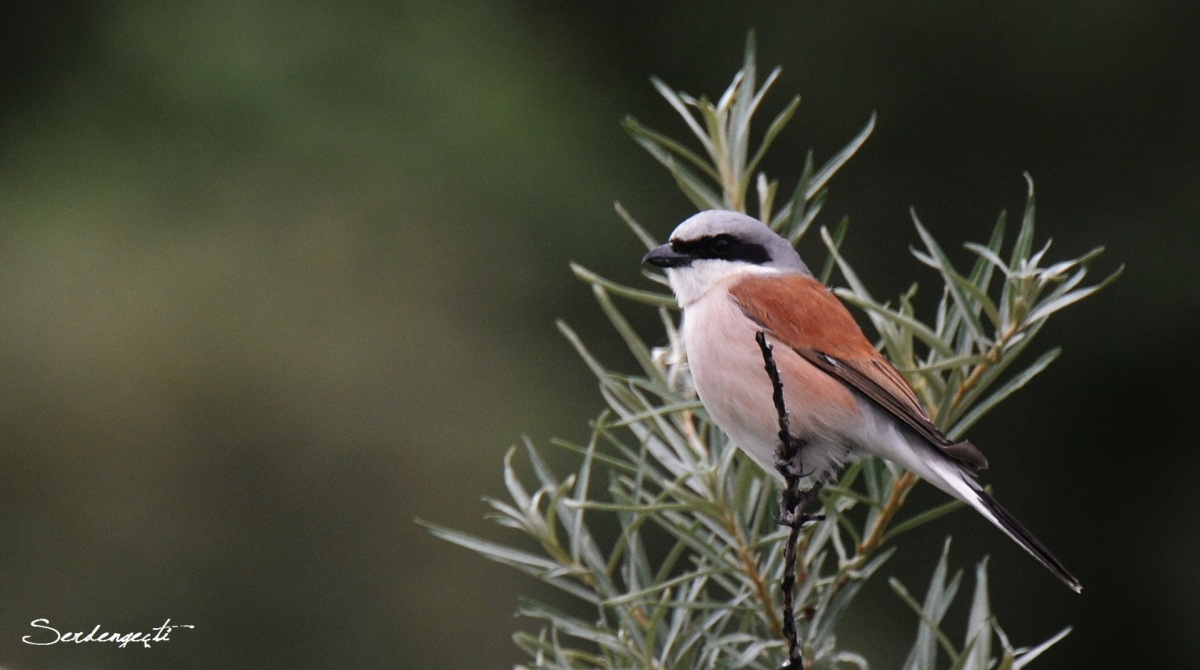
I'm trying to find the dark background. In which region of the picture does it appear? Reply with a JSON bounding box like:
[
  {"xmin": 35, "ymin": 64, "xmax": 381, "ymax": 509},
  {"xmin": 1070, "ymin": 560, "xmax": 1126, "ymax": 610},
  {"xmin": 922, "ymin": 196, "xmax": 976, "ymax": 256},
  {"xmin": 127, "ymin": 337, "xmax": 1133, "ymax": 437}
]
[{"xmin": 0, "ymin": 2, "xmax": 1196, "ymax": 668}]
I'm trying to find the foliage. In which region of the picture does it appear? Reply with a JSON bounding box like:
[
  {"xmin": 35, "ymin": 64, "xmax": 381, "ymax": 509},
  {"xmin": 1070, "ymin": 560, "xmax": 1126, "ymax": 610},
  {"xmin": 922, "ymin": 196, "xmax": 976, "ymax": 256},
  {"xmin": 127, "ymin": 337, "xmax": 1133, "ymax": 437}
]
[{"xmin": 423, "ymin": 34, "xmax": 1118, "ymax": 669}]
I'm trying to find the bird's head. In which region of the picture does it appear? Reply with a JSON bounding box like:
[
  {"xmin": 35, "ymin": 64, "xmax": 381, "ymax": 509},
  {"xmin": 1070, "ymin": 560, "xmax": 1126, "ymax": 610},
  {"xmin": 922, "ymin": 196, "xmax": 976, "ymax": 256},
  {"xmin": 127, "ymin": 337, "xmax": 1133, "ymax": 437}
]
[{"xmin": 642, "ymin": 210, "xmax": 811, "ymax": 306}]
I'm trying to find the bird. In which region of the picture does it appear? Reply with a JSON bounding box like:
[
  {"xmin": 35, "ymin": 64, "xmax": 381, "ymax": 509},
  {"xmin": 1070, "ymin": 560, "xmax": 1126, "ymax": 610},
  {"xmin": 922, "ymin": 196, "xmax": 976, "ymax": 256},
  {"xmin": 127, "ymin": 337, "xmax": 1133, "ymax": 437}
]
[{"xmin": 642, "ymin": 209, "xmax": 1081, "ymax": 593}]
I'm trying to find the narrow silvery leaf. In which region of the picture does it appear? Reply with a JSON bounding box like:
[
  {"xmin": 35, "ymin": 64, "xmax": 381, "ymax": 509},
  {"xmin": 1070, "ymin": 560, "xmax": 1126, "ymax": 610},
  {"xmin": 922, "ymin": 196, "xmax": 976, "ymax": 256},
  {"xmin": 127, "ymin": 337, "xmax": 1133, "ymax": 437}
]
[
  {"xmin": 949, "ymin": 347, "xmax": 1060, "ymax": 439},
  {"xmin": 668, "ymin": 159, "xmax": 726, "ymax": 210},
  {"xmin": 899, "ymin": 538, "xmax": 963, "ymax": 670},
  {"xmin": 615, "ymin": 201, "xmax": 660, "ymax": 250},
  {"xmin": 422, "ymin": 521, "xmax": 560, "ymax": 572},
  {"xmin": 651, "ymin": 76, "xmax": 714, "ymax": 153},
  {"xmin": 557, "ymin": 320, "xmax": 612, "ymax": 383},
  {"xmin": 837, "ymin": 291, "xmax": 956, "ymax": 358},
  {"xmin": 746, "ymin": 93, "xmax": 801, "ymax": 183},
  {"xmin": 568, "ymin": 432, "xmax": 599, "ymax": 564},
  {"xmin": 1013, "ymin": 627, "xmax": 1072, "ymax": 668},
  {"xmin": 500, "ymin": 446, "xmax": 534, "ymax": 511},
  {"xmin": 1012, "ymin": 174, "xmax": 1038, "ymax": 270},
  {"xmin": 963, "ymin": 558, "xmax": 993, "ymax": 670},
  {"xmin": 817, "ymin": 547, "xmax": 897, "ymax": 643},
  {"xmin": 794, "ymin": 188, "xmax": 829, "ymax": 245},
  {"xmin": 912, "ymin": 216, "xmax": 990, "ymax": 343},
  {"xmin": 941, "ymin": 317, "xmax": 1045, "ymax": 430},
  {"xmin": 777, "ymin": 149, "xmax": 817, "ymax": 237},
  {"xmin": 1025, "ymin": 264, "xmax": 1122, "ymax": 325},
  {"xmin": 590, "ymin": 284, "xmax": 665, "ymax": 386},
  {"xmin": 883, "ymin": 497, "xmax": 967, "ymax": 543},
  {"xmin": 622, "ymin": 116, "xmax": 721, "ymax": 181},
  {"xmin": 820, "ymin": 224, "xmax": 875, "ymax": 302},
  {"xmin": 808, "ymin": 112, "xmax": 876, "ymax": 200},
  {"xmin": 756, "ymin": 172, "xmax": 778, "ymax": 224},
  {"xmin": 967, "ymin": 210, "xmax": 1008, "ymax": 287}
]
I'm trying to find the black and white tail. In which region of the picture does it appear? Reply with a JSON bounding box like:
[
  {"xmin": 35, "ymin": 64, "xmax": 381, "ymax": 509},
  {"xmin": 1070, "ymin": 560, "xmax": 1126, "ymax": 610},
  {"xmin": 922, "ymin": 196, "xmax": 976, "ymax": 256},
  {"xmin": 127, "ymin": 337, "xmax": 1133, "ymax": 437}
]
[
  {"xmin": 921, "ymin": 457, "xmax": 1082, "ymax": 593},
  {"xmin": 974, "ymin": 486, "xmax": 1082, "ymax": 593}
]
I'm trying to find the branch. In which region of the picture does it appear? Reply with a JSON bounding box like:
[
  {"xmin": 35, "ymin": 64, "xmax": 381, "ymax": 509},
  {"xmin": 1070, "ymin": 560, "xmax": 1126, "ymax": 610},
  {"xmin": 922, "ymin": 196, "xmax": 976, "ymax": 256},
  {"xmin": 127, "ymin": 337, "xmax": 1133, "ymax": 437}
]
[{"xmin": 755, "ymin": 331, "xmax": 825, "ymax": 670}]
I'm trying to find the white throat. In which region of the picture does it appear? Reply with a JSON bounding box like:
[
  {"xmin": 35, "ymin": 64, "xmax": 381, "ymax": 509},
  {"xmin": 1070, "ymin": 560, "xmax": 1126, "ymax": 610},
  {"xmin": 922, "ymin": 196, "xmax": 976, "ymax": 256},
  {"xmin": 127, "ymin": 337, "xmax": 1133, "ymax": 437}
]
[{"xmin": 665, "ymin": 260, "xmax": 777, "ymax": 307}]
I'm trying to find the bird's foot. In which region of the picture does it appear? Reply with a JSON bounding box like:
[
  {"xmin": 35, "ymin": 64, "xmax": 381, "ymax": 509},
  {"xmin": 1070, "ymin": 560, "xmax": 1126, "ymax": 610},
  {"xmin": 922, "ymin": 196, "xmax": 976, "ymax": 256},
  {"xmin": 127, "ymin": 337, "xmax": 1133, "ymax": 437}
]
[{"xmin": 777, "ymin": 483, "xmax": 825, "ymax": 529}]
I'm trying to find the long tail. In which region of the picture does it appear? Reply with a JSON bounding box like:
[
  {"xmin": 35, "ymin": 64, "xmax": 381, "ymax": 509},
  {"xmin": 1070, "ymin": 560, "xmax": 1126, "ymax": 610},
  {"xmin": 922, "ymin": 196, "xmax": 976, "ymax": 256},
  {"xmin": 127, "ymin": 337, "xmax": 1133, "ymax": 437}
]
[
  {"xmin": 920, "ymin": 457, "xmax": 1082, "ymax": 593},
  {"xmin": 973, "ymin": 486, "xmax": 1082, "ymax": 593}
]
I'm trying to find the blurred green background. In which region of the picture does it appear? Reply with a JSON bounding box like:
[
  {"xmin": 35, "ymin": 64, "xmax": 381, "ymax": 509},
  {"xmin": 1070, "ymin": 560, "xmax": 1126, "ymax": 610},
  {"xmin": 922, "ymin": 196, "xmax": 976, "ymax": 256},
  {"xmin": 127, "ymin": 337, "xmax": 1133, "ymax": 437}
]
[{"xmin": 1, "ymin": 2, "xmax": 1196, "ymax": 668}]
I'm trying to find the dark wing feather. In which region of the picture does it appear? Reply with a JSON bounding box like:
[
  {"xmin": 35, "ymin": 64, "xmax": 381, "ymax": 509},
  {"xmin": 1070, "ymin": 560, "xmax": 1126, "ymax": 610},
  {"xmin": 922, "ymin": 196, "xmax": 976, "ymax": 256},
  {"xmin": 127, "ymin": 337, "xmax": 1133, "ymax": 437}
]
[{"xmin": 728, "ymin": 273, "xmax": 988, "ymax": 471}]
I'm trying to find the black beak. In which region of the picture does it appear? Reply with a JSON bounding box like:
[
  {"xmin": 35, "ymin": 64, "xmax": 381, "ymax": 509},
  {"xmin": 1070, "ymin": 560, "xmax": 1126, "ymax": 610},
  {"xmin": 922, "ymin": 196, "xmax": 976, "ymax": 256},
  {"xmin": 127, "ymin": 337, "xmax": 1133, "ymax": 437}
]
[{"xmin": 642, "ymin": 243, "xmax": 693, "ymax": 269}]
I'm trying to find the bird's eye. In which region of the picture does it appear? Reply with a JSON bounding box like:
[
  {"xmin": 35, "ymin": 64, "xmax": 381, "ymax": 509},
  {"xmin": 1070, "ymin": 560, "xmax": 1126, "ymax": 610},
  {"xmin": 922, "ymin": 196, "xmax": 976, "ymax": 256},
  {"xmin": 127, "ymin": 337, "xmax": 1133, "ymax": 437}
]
[{"xmin": 710, "ymin": 235, "xmax": 734, "ymax": 256}]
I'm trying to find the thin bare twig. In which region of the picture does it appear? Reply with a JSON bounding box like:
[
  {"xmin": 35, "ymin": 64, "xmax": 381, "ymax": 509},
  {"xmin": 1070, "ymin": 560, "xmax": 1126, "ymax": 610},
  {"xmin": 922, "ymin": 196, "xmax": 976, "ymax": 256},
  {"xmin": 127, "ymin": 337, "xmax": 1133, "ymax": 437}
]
[{"xmin": 755, "ymin": 332, "xmax": 825, "ymax": 669}]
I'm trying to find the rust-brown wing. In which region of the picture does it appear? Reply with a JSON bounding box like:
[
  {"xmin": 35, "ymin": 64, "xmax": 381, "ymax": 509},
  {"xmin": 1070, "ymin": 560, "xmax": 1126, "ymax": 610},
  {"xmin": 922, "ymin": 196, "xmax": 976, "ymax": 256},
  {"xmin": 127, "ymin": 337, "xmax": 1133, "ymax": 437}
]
[{"xmin": 728, "ymin": 273, "xmax": 988, "ymax": 471}]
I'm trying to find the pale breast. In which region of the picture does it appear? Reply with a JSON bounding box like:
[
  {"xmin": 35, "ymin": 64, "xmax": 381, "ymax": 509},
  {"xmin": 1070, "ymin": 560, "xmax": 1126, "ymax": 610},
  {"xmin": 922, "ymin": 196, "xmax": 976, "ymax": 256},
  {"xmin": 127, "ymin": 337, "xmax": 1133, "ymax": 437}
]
[{"xmin": 681, "ymin": 283, "xmax": 862, "ymax": 479}]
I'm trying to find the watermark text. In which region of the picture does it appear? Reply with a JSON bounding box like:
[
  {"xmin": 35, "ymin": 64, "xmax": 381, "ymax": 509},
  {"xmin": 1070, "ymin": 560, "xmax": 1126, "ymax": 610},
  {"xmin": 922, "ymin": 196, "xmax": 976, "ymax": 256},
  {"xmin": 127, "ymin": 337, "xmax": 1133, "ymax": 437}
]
[{"xmin": 23, "ymin": 618, "xmax": 194, "ymax": 649}]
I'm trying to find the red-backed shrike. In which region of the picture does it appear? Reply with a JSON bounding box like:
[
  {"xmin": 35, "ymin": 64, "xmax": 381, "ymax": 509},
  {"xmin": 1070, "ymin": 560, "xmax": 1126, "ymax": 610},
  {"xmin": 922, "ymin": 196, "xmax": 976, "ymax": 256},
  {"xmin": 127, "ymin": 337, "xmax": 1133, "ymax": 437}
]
[{"xmin": 643, "ymin": 210, "xmax": 1081, "ymax": 593}]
